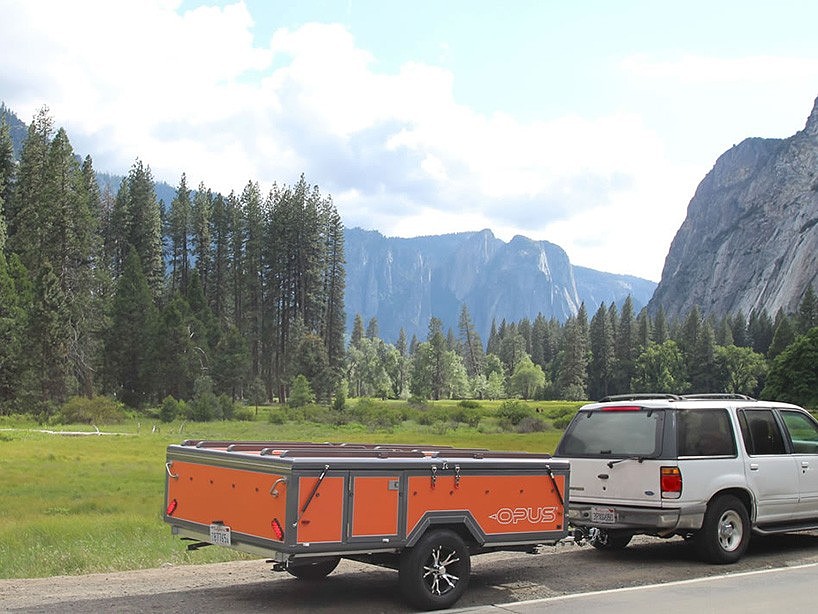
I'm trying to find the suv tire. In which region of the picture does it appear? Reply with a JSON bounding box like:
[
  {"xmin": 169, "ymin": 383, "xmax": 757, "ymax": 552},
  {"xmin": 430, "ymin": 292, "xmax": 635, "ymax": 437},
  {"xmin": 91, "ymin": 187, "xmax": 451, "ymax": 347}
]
[{"xmin": 694, "ymin": 495, "xmax": 749, "ymax": 564}]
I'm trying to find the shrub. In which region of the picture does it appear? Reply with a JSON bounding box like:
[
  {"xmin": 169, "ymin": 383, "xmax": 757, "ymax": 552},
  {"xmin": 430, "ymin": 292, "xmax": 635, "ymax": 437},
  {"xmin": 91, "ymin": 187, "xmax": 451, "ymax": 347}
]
[
  {"xmin": 516, "ymin": 416, "xmax": 547, "ymax": 433},
  {"xmin": 268, "ymin": 407, "xmax": 287, "ymax": 424},
  {"xmin": 232, "ymin": 403, "xmax": 255, "ymax": 422},
  {"xmin": 159, "ymin": 396, "xmax": 180, "ymax": 423},
  {"xmin": 496, "ymin": 399, "xmax": 531, "ymax": 428},
  {"xmin": 55, "ymin": 396, "xmax": 126, "ymax": 425},
  {"xmin": 458, "ymin": 399, "xmax": 481, "ymax": 409}
]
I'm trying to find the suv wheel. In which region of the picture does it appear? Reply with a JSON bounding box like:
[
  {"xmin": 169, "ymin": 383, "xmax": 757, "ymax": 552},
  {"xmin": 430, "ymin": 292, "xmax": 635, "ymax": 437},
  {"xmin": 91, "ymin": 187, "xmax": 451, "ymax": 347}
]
[
  {"xmin": 589, "ymin": 528, "xmax": 633, "ymax": 550},
  {"xmin": 694, "ymin": 495, "xmax": 750, "ymax": 564}
]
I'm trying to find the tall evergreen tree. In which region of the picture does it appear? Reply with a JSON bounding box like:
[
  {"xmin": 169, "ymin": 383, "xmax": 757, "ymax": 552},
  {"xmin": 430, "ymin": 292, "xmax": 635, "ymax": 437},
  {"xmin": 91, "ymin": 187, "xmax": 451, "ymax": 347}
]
[
  {"xmin": 191, "ymin": 183, "xmax": 212, "ymax": 297},
  {"xmin": 28, "ymin": 261, "xmax": 70, "ymax": 410},
  {"xmin": 0, "ymin": 252, "xmax": 25, "ymax": 408},
  {"xmin": 797, "ymin": 285, "xmax": 818, "ymax": 334},
  {"xmin": 167, "ymin": 173, "xmax": 192, "ymax": 293},
  {"xmin": 613, "ymin": 296, "xmax": 636, "ymax": 392},
  {"xmin": 105, "ymin": 248, "xmax": 158, "ymax": 407},
  {"xmin": 556, "ymin": 315, "xmax": 588, "ymax": 400},
  {"xmin": 8, "ymin": 107, "xmax": 52, "ymax": 268},
  {"xmin": 458, "ymin": 303, "xmax": 485, "ymax": 378},
  {"xmin": 0, "ymin": 115, "xmax": 14, "ymax": 250},
  {"xmin": 589, "ymin": 303, "xmax": 615, "ymax": 399}
]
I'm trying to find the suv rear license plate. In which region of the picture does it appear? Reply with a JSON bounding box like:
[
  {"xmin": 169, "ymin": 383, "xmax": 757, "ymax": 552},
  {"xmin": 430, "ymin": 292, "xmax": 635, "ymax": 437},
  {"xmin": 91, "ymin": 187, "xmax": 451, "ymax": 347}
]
[
  {"xmin": 591, "ymin": 507, "xmax": 617, "ymax": 524},
  {"xmin": 209, "ymin": 524, "xmax": 231, "ymax": 546}
]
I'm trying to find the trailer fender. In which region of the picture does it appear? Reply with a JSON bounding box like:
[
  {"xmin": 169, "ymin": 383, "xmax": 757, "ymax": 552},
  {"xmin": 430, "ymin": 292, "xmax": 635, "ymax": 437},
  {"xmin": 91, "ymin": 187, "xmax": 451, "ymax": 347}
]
[{"xmin": 405, "ymin": 512, "xmax": 484, "ymax": 548}]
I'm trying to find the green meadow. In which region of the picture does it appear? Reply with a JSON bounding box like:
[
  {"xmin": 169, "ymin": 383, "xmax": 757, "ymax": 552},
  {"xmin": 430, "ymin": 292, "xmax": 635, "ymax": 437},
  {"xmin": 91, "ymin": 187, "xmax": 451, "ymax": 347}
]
[{"xmin": 0, "ymin": 399, "xmax": 579, "ymax": 579}]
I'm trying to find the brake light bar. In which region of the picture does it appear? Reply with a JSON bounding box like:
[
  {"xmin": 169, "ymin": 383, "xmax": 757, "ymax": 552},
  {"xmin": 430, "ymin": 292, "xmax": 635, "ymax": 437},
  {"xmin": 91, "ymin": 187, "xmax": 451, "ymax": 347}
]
[
  {"xmin": 660, "ymin": 466, "xmax": 682, "ymax": 499},
  {"xmin": 601, "ymin": 405, "xmax": 642, "ymax": 412}
]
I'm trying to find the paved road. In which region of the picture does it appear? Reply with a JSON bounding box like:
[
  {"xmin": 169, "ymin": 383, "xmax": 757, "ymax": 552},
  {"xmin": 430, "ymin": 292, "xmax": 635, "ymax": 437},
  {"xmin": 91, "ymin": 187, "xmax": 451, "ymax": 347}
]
[
  {"xmin": 4, "ymin": 532, "xmax": 818, "ymax": 612},
  {"xmin": 452, "ymin": 562, "xmax": 818, "ymax": 613}
]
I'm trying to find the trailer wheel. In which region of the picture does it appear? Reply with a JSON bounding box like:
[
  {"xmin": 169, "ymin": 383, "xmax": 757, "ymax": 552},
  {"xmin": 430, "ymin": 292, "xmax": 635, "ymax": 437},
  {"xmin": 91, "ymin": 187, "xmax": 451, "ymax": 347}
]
[
  {"xmin": 286, "ymin": 556, "xmax": 341, "ymax": 580},
  {"xmin": 399, "ymin": 529, "xmax": 470, "ymax": 611}
]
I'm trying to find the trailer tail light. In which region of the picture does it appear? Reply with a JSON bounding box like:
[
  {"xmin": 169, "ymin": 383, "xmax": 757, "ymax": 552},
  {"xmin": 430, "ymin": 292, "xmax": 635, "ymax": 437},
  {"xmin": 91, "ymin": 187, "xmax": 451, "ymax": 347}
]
[
  {"xmin": 660, "ymin": 467, "xmax": 682, "ymax": 499},
  {"xmin": 271, "ymin": 518, "xmax": 284, "ymax": 541},
  {"xmin": 166, "ymin": 498, "xmax": 178, "ymax": 516}
]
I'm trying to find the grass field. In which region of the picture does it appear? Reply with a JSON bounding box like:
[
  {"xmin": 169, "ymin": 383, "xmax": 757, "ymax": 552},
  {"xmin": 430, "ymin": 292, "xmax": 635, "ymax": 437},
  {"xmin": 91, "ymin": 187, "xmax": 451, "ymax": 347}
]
[{"xmin": 0, "ymin": 399, "xmax": 580, "ymax": 579}]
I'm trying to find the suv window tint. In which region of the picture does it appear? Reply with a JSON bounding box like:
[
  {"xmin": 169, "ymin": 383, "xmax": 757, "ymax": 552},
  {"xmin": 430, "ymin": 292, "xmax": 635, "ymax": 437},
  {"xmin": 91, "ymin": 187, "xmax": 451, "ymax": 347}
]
[
  {"xmin": 780, "ymin": 410, "xmax": 818, "ymax": 454},
  {"xmin": 559, "ymin": 409, "xmax": 663, "ymax": 456},
  {"xmin": 677, "ymin": 408, "xmax": 736, "ymax": 456},
  {"xmin": 739, "ymin": 409, "xmax": 787, "ymax": 455}
]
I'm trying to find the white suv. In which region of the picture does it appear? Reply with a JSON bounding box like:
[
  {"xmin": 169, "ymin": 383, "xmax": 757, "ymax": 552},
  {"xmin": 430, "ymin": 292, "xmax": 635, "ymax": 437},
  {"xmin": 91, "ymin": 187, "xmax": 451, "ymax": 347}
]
[{"xmin": 554, "ymin": 394, "xmax": 818, "ymax": 563}]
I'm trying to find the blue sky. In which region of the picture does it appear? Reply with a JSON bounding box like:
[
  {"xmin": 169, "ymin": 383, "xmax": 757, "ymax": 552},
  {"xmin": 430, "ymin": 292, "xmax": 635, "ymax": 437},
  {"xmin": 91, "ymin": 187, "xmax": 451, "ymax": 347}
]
[{"xmin": 2, "ymin": 0, "xmax": 818, "ymax": 280}]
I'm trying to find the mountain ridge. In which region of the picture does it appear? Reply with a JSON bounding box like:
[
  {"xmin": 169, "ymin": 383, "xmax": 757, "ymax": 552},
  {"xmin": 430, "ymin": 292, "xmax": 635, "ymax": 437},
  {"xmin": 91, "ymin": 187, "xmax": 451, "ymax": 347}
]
[{"xmin": 649, "ymin": 96, "xmax": 818, "ymax": 319}]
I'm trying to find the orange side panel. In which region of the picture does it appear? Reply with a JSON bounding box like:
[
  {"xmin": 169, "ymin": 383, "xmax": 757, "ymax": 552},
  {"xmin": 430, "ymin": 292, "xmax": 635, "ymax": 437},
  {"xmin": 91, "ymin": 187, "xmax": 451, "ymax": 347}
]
[
  {"xmin": 406, "ymin": 473, "xmax": 566, "ymax": 537},
  {"xmin": 296, "ymin": 476, "xmax": 345, "ymax": 544},
  {"xmin": 351, "ymin": 476, "xmax": 399, "ymax": 537},
  {"xmin": 166, "ymin": 461, "xmax": 287, "ymax": 541}
]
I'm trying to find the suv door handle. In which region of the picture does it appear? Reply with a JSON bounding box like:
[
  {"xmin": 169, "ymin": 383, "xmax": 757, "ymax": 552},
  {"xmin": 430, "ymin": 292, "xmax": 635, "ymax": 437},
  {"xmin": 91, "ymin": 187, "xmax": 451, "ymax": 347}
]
[
  {"xmin": 749, "ymin": 463, "xmax": 759, "ymax": 471},
  {"xmin": 802, "ymin": 461, "xmax": 810, "ymax": 469}
]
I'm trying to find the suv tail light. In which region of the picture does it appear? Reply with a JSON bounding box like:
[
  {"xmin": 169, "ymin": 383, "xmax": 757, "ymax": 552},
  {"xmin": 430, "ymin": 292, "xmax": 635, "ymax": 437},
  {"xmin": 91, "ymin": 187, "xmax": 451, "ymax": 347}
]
[{"xmin": 660, "ymin": 466, "xmax": 682, "ymax": 499}]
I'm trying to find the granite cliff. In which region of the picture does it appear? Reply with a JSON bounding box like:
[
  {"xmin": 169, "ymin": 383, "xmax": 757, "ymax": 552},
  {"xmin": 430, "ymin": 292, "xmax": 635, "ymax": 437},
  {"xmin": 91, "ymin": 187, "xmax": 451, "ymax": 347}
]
[{"xmin": 650, "ymin": 97, "xmax": 818, "ymax": 320}]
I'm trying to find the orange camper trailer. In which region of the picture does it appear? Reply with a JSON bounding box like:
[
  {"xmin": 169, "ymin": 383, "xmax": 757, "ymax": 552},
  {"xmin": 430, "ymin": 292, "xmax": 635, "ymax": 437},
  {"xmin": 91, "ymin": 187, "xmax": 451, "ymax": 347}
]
[{"xmin": 164, "ymin": 440, "xmax": 569, "ymax": 610}]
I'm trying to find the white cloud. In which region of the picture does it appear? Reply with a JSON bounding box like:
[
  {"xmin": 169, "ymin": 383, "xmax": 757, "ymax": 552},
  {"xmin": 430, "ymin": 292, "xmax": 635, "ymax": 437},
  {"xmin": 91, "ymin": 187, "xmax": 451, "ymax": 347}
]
[{"xmin": 6, "ymin": 1, "xmax": 800, "ymax": 281}]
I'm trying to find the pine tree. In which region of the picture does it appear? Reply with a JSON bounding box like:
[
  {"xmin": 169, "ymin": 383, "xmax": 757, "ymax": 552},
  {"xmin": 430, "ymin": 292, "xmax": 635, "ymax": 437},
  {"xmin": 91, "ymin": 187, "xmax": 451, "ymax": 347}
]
[
  {"xmin": 653, "ymin": 305, "xmax": 669, "ymax": 344},
  {"xmin": 28, "ymin": 261, "xmax": 70, "ymax": 410},
  {"xmin": 556, "ymin": 316, "xmax": 588, "ymax": 400},
  {"xmin": 167, "ymin": 173, "xmax": 192, "ymax": 293},
  {"xmin": 0, "ymin": 115, "xmax": 14, "ymax": 251},
  {"xmin": 191, "ymin": 183, "xmax": 212, "ymax": 297},
  {"xmin": 797, "ymin": 285, "xmax": 818, "ymax": 334},
  {"xmin": 0, "ymin": 252, "xmax": 25, "ymax": 408},
  {"xmin": 350, "ymin": 314, "xmax": 365, "ymax": 348},
  {"xmin": 768, "ymin": 309, "xmax": 796, "ymax": 358},
  {"xmin": 613, "ymin": 296, "xmax": 636, "ymax": 392},
  {"xmin": 8, "ymin": 107, "xmax": 52, "ymax": 268},
  {"xmin": 105, "ymin": 248, "xmax": 158, "ymax": 407},
  {"xmin": 366, "ymin": 316, "xmax": 379, "ymax": 339},
  {"xmin": 458, "ymin": 303, "xmax": 485, "ymax": 378},
  {"xmin": 589, "ymin": 303, "xmax": 615, "ymax": 399}
]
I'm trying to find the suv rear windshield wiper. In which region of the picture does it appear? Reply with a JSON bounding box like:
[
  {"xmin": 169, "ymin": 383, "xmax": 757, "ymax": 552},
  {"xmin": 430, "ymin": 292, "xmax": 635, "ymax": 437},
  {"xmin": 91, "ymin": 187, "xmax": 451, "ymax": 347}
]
[{"xmin": 605, "ymin": 455, "xmax": 652, "ymax": 468}]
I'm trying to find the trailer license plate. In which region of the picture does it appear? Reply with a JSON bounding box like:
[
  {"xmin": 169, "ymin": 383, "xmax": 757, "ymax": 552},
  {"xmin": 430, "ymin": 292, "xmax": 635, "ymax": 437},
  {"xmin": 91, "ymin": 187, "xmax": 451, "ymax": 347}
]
[
  {"xmin": 591, "ymin": 507, "xmax": 617, "ymax": 524},
  {"xmin": 209, "ymin": 524, "xmax": 231, "ymax": 546}
]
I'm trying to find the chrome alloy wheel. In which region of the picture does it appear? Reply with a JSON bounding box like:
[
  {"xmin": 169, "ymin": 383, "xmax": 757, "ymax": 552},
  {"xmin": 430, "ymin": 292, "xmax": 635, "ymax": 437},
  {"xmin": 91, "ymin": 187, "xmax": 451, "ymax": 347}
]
[{"xmin": 422, "ymin": 544, "xmax": 461, "ymax": 595}]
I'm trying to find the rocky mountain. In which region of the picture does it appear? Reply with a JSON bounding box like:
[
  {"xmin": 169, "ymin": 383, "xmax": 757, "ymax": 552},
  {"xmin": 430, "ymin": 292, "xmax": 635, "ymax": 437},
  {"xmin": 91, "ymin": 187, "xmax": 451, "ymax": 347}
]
[
  {"xmin": 344, "ymin": 228, "xmax": 656, "ymax": 343},
  {"xmin": 650, "ymin": 96, "xmax": 818, "ymax": 320}
]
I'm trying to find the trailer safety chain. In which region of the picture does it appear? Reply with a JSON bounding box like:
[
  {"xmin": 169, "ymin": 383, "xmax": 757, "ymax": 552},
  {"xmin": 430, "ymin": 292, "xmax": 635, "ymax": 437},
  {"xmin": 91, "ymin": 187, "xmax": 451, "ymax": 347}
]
[
  {"xmin": 454, "ymin": 464, "xmax": 461, "ymax": 488},
  {"xmin": 292, "ymin": 465, "xmax": 330, "ymax": 528}
]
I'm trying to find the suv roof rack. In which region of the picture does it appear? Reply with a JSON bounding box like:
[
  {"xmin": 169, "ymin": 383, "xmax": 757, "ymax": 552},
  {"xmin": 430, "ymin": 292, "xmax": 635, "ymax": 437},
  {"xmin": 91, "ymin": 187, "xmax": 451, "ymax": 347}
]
[
  {"xmin": 680, "ymin": 393, "xmax": 757, "ymax": 401},
  {"xmin": 598, "ymin": 393, "xmax": 681, "ymax": 402}
]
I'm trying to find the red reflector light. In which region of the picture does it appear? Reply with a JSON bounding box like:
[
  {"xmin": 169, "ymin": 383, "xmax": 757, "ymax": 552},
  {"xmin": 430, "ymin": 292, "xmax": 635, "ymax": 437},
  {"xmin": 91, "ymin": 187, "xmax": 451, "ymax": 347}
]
[
  {"xmin": 271, "ymin": 518, "xmax": 284, "ymax": 541},
  {"xmin": 601, "ymin": 405, "xmax": 642, "ymax": 411},
  {"xmin": 166, "ymin": 499, "xmax": 178, "ymax": 515},
  {"xmin": 660, "ymin": 467, "xmax": 682, "ymax": 498}
]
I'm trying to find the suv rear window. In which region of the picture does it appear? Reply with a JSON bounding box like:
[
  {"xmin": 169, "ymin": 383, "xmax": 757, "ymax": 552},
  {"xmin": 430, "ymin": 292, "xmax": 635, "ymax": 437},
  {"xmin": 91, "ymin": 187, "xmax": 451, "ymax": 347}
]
[
  {"xmin": 558, "ymin": 407, "xmax": 663, "ymax": 457},
  {"xmin": 676, "ymin": 408, "xmax": 736, "ymax": 457}
]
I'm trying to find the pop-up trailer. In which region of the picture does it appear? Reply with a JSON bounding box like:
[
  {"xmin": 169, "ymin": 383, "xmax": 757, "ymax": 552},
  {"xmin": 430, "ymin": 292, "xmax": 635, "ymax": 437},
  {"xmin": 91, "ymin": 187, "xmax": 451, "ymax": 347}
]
[{"xmin": 164, "ymin": 440, "xmax": 569, "ymax": 610}]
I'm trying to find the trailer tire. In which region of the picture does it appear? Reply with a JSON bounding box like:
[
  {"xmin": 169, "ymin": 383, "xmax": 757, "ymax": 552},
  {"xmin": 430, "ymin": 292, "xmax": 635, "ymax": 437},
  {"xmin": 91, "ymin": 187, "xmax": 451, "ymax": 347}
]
[
  {"xmin": 286, "ymin": 556, "xmax": 341, "ymax": 580},
  {"xmin": 399, "ymin": 529, "xmax": 470, "ymax": 611}
]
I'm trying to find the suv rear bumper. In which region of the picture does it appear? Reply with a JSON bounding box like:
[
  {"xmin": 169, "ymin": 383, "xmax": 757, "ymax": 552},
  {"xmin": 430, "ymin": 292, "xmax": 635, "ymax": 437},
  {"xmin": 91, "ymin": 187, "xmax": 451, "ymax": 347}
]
[{"xmin": 568, "ymin": 502, "xmax": 706, "ymax": 532}]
